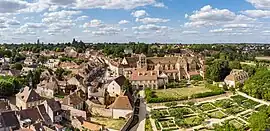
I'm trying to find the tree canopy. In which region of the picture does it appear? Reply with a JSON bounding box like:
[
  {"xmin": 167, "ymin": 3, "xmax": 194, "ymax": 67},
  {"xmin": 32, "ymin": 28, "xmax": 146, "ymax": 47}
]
[{"xmin": 243, "ymin": 69, "xmax": 270, "ymax": 100}]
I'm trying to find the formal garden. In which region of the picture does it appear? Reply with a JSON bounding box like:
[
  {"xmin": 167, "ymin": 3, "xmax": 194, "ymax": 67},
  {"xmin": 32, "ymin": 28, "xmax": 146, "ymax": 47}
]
[{"xmin": 149, "ymin": 94, "xmax": 265, "ymax": 131}]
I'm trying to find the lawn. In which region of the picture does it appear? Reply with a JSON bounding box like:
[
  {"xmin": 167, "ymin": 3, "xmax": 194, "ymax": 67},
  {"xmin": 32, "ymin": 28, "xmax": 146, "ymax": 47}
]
[
  {"xmin": 155, "ymin": 86, "xmax": 211, "ymax": 99},
  {"xmin": 198, "ymin": 103, "xmax": 216, "ymax": 111},
  {"xmin": 145, "ymin": 117, "xmax": 153, "ymax": 131},
  {"xmin": 90, "ymin": 117, "xmax": 127, "ymax": 130},
  {"xmin": 208, "ymin": 110, "xmax": 227, "ymax": 119}
]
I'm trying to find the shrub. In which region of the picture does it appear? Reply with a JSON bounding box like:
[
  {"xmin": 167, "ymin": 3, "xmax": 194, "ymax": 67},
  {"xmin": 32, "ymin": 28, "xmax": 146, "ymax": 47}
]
[
  {"xmin": 190, "ymin": 75, "xmax": 203, "ymax": 81},
  {"xmin": 165, "ymin": 102, "xmax": 178, "ymax": 107},
  {"xmin": 191, "ymin": 90, "xmax": 225, "ymax": 99}
]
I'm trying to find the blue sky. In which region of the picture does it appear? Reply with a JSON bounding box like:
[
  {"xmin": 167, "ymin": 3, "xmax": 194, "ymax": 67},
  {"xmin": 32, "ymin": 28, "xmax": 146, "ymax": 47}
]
[{"xmin": 0, "ymin": 0, "xmax": 270, "ymax": 44}]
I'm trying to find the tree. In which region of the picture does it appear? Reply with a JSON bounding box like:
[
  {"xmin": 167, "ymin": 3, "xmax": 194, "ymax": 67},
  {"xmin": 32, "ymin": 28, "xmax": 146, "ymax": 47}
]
[
  {"xmin": 229, "ymin": 61, "xmax": 241, "ymax": 69},
  {"xmin": 205, "ymin": 60, "xmax": 230, "ymax": 82},
  {"xmin": 11, "ymin": 63, "xmax": 23, "ymax": 70},
  {"xmin": 122, "ymin": 79, "xmax": 132, "ymax": 93},
  {"xmin": 214, "ymin": 122, "xmax": 241, "ymax": 131},
  {"xmin": 243, "ymin": 69, "xmax": 270, "ymax": 100},
  {"xmin": 248, "ymin": 111, "xmax": 270, "ymax": 131}
]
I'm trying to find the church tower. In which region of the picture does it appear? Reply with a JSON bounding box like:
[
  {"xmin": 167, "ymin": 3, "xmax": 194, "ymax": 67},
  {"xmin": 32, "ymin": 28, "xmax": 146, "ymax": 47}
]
[{"xmin": 137, "ymin": 53, "xmax": 147, "ymax": 69}]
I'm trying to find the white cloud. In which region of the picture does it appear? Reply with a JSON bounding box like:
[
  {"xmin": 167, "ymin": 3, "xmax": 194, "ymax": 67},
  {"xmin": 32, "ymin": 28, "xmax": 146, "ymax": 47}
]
[
  {"xmin": 136, "ymin": 17, "xmax": 170, "ymax": 24},
  {"xmin": 132, "ymin": 24, "xmax": 168, "ymax": 31},
  {"xmin": 242, "ymin": 10, "xmax": 270, "ymax": 18},
  {"xmin": 131, "ymin": 10, "xmax": 148, "ymax": 18},
  {"xmin": 83, "ymin": 19, "xmax": 105, "ymax": 28},
  {"xmin": 185, "ymin": 5, "xmax": 255, "ymax": 28},
  {"xmin": 209, "ymin": 28, "xmax": 232, "ymax": 33},
  {"xmin": 246, "ymin": 0, "xmax": 270, "ymax": 9},
  {"xmin": 153, "ymin": 2, "xmax": 166, "ymax": 8},
  {"xmin": 223, "ymin": 24, "xmax": 254, "ymax": 28},
  {"xmin": 76, "ymin": 15, "xmax": 88, "ymax": 21},
  {"xmin": 182, "ymin": 31, "xmax": 199, "ymax": 34},
  {"xmin": 6, "ymin": 19, "xmax": 20, "ymax": 25},
  {"xmin": 75, "ymin": 0, "xmax": 156, "ymax": 10},
  {"xmin": 185, "ymin": 5, "xmax": 236, "ymax": 27},
  {"xmin": 118, "ymin": 20, "xmax": 129, "ymax": 24}
]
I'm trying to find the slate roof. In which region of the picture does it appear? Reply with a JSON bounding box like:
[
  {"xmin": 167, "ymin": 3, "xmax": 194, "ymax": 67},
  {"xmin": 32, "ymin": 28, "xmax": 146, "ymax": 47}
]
[
  {"xmin": 0, "ymin": 111, "xmax": 20, "ymax": 129},
  {"xmin": 62, "ymin": 93, "xmax": 84, "ymax": 107},
  {"xmin": 114, "ymin": 75, "xmax": 126, "ymax": 87},
  {"xmin": 46, "ymin": 99, "xmax": 61, "ymax": 112},
  {"xmin": 37, "ymin": 105, "xmax": 52, "ymax": 125},
  {"xmin": 18, "ymin": 108, "xmax": 42, "ymax": 123}
]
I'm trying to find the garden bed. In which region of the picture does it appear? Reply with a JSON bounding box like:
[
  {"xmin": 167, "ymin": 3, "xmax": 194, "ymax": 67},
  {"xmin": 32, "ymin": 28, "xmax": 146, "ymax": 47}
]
[
  {"xmin": 198, "ymin": 103, "xmax": 216, "ymax": 111},
  {"xmin": 224, "ymin": 105, "xmax": 245, "ymax": 115},
  {"xmin": 208, "ymin": 110, "xmax": 227, "ymax": 119}
]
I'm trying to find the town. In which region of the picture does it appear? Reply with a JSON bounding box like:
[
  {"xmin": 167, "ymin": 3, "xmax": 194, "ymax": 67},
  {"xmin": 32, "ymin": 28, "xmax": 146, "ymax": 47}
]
[{"xmin": 0, "ymin": 41, "xmax": 268, "ymax": 131}]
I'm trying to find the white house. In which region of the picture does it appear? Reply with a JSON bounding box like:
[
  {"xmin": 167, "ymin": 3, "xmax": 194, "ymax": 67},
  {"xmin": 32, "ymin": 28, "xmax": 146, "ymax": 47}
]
[
  {"xmin": 43, "ymin": 99, "xmax": 62, "ymax": 123},
  {"xmin": 107, "ymin": 75, "xmax": 126, "ymax": 97},
  {"xmin": 224, "ymin": 69, "xmax": 249, "ymax": 88}
]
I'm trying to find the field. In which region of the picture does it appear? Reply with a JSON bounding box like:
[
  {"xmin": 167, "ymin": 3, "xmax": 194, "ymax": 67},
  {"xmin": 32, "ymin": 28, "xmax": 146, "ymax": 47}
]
[
  {"xmin": 91, "ymin": 117, "xmax": 127, "ymax": 130},
  {"xmin": 150, "ymin": 94, "xmax": 265, "ymax": 131},
  {"xmin": 154, "ymin": 86, "xmax": 211, "ymax": 99}
]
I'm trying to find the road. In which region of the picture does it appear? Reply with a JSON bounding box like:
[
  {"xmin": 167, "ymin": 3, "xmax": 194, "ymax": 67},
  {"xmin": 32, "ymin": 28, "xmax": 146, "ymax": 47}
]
[{"xmin": 130, "ymin": 91, "xmax": 147, "ymax": 131}]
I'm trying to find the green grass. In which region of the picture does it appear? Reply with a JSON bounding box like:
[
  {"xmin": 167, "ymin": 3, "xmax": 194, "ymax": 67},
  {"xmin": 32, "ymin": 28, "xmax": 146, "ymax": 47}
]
[
  {"xmin": 145, "ymin": 117, "xmax": 153, "ymax": 131},
  {"xmin": 198, "ymin": 103, "xmax": 216, "ymax": 111},
  {"xmin": 154, "ymin": 86, "xmax": 211, "ymax": 99},
  {"xmin": 228, "ymin": 119, "xmax": 243, "ymax": 129},
  {"xmin": 208, "ymin": 110, "xmax": 227, "ymax": 119},
  {"xmin": 91, "ymin": 117, "xmax": 127, "ymax": 130}
]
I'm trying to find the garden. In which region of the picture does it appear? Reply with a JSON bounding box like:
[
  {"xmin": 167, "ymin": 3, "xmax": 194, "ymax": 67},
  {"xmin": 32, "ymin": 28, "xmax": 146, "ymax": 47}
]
[{"xmin": 149, "ymin": 94, "xmax": 267, "ymax": 131}]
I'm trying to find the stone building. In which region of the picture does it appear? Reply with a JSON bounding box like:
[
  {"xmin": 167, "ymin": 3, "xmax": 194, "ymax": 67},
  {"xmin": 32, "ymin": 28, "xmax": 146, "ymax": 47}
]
[{"xmin": 108, "ymin": 53, "xmax": 205, "ymax": 89}]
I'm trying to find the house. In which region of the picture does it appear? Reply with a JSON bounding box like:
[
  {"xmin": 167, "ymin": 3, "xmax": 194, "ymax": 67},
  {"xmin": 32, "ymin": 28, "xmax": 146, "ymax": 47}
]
[
  {"xmin": 130, "ymin": 69, "xmax": 168, "ymax": 89},
  {"xmin": 24, "ymin": 57, "xmax": 35, "ymax": 66},
  {"xmin": 64, "ymin": 47, "xmax": 78, "ymax": 58},
  {"xmin": 43, "ymin": 99, "xmax": 62, "ymax": 123},
  {"xmin": 0, "ymin": 111, "xmax": 20, "ymax": 130},
  {"xmin": 36, "ymin": 77, "xmax": 59, "ymax": 98},
  {"xmin": 44, "ymin": 59, "xmax": 60, "ymax": 69},
  {"xmin": 16, "ymin": 86, "xmax": 43, "ymax": 110},
  {"xmin": 224, "ymin": 69, "xmax": 249, "ymax": 88},
  {"xmin": 62, "ymin": 93, "xmax": 84, "ymax": 110},
  {"xmin": 17, "ymin": 107, "xmax": 42, "ymax": 128},
  {"xmin": 21, "ymin": 65, "xmax": 37, "ymax": 75},
  {"xmin": 0, "ymin": 99, "xmax": 10, "ymax": 112},
  {"xmin": 107, "ymin": 75, "xmax": 127, "ymax": 97},
  {"xmin": 109, "ymin": 91, "xmax": 134, "ymax": 119}
]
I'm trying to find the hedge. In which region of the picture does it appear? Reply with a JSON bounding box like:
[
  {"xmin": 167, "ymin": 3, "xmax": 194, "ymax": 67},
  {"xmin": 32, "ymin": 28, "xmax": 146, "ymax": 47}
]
[{"xmin": 191, "ymin": 90, "xmax": 225, "ymax": 99}]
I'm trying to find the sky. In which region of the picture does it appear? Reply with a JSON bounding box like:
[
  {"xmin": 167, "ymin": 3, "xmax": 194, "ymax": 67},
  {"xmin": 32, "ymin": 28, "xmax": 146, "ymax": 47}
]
[{"xmin": 1, "ymin": 0, "xmax": 270, "ymax": 44}]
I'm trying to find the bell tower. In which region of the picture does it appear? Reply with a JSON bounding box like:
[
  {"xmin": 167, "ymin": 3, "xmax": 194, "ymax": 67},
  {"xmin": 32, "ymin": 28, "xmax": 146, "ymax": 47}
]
[{"xmin": 137, "ymin": 53, "xmax": 147, "ymax": 69}]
